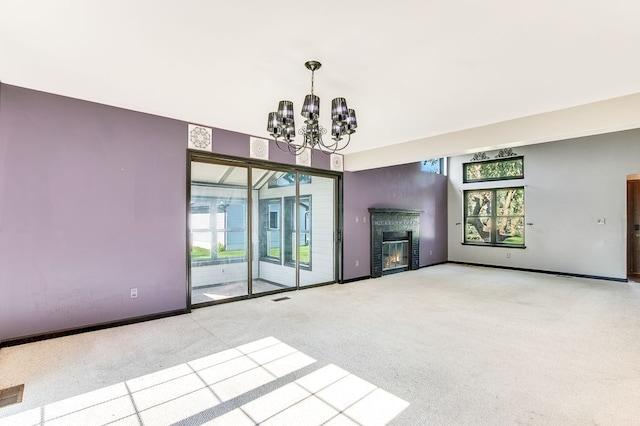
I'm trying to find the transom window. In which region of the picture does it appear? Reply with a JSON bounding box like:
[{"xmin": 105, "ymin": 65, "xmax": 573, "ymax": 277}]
[
  {"xmin": 421, "ymin": 158, "xmax": 445, "ymax": 174},
  {"xmin": 463, "ymin": 156, "xmax": 524, "ymax": 183}
]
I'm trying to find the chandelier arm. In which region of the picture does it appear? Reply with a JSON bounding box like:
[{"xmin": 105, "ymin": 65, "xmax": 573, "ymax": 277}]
[
  {"xmin": 274, "ymin": 137, "xmax": 292, "ymax": 153},
  {"xmin": 280, "ymin": 136, "xmax": 306, "ymax": 155},
  {"xmin": 317, "ymin": 144, "xmax": 334, "ymax": 155},
  {"xmin": 321, "ymin": 133, "xmax": 351, "ymax": 154},
  {"xmin": 319, "ymin": 137, "xmax": 339, "ymax": 150},
  {"xmin": 289, "ymin": 143, "xmax": 308, "ymax": 155},
  {"xmin": 338, "ymin": 133, "xmax": 352, "ymax": 151}
]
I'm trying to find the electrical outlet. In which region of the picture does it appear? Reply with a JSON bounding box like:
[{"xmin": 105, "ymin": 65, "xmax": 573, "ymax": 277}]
[
  {"xmin": 356, "ymin": 260, "xmax": 359, "ymax": 267},
  {"xmin": 130, "ymin": 288, "xmax": 138, "ymax": 298},
  {"xmin": 429, "ymin": 250, "xmax": 433, "ymax": 256},
  {"xmin": 506, "ymin": 252, "xmax": 511, "ymax": 259}
]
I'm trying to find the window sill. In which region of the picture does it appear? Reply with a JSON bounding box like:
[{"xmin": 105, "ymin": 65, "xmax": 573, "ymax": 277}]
[
  {"xmin": 284, "ymin": 262, "xmax": 312, "ymax": 271},
  {"xmin": 191, "ymin": 257, "xmax": 247, "ymax": 266},
  {"xmin": 259, "ymin": 257, "xmax": 282, "ymax": 265},
  {"xmin": 461, "ymin": 242, "xmax": 526, "ymax": 249}
]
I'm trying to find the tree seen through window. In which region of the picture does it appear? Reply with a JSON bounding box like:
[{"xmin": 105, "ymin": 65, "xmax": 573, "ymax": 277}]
[
  {"xmin": 464, "ymin": 187, "xmax": 524, "ymax": 246},
  {"xmin": 463, "ymin": 156, "xmax": 524, "ymax": 182}
]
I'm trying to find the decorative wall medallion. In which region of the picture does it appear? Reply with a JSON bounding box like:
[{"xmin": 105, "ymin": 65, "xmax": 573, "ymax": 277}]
[
  {"xmin": 188, "ymin": 124, "xmax": 212, "ymax": 151},
  {"xmin": 330, "ymin": 153, "xmax": 344, "ymax": 171},
  {"xmin": 471, "ymin": 152, "xmax": 489, "ymax": 161},
  {"xmin": 296, "ymin": 148, "xmax": 312, "ymax": 167},
  {"xmin": 495, "ymin": 148, "xmax": 517, "ymax": 158},
  {"xmin": 250, "ymin": 137, "xmax": 269, "ymax": 160}
]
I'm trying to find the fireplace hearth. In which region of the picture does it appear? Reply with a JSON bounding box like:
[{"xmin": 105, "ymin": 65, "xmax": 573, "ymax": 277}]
[{"xmin": 369, "ymin": 208, "xmax": 422, "ymax": 278}]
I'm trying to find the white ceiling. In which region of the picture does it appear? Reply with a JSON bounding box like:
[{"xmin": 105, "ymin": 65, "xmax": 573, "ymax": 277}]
[{"xmin": 2, "ymin": 1, "xmax": 640, "ymax": 170}]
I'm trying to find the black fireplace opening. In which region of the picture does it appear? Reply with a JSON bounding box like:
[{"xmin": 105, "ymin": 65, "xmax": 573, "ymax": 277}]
[{"xmin": 382, "ymin": 231, "xmax": 411, "ymax": 273}]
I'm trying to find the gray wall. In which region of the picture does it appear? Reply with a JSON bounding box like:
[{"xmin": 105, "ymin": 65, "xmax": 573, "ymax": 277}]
[
  {"xmin": 0, "ymin": 84, "xmax": 447, "ymax": 342},
  {"xmin": 343, "ymin": 163, "xmax": 449, "ymax": 280},
  {"xmin": 448, "ymin": 129, "xmax": 640, "ymax": 280}
]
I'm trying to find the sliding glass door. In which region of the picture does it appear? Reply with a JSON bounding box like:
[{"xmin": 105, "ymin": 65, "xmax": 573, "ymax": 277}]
[
  {"xmin": 252, "ymin": 167, "xmax": 297, "ymax": 293},
  {"xmin": 190, "ymin": 161, "xmax": 249, "ymax": 303},
  {"xmin": 189, "ymin": 155, "xmax": 339, "ymax": 307},
  {"xmin": 299, "ymin": 173, "xmax": 336, "ymax": 287}
]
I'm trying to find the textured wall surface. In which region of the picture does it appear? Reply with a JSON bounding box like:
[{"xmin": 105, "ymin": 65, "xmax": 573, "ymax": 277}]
[
  {"xmin": 0, "ymin": 85, "xmax": 188, "ymax": 341},
  {"xmin": 343, "ymin": 163, "xmax": 448, "ymax": 280}
]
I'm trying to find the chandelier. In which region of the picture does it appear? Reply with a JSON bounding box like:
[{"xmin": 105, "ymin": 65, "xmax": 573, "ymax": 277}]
[{"xmin": 267, "ymin": 60, "xmax": 357, "ymax": 155}]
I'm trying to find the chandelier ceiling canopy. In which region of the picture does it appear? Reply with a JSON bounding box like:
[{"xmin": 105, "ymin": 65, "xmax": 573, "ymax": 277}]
[{"xmin": 267, "ymin": 60, "xmax": 357, "ymax": 155}]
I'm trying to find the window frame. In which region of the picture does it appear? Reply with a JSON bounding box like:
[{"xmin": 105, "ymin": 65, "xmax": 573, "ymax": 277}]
[
  {"xmin": 284, "ymin": 195, "xmax": 312, "ymax": 270},
  {"xmin": 462, "ymin": 156, "xmax": 524, "ymax": 183},
  {"xmin": 261, "ymin": 198, "xmax": 282, "ymax": 263},
  {"xmin": 463, "ymin": 186, "xmax": 525, "ymax": 248},
  {"xmin": 268, "ymin": 172, "xmax": 312, "ymax": 188},
  {"xmin": 259, "ymin": 195, "xmax": 312, "ymax": 270},
  {"xmin": 190, "ymin": 195, "xmax": 248, "ymax": 265},
  {"xmin": 421, "ymin": 158, "xmax": 445, "ymax": 174}
]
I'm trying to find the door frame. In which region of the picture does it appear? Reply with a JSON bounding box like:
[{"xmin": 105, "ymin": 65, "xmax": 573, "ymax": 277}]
[
  {"xmin": 186, "ymin": 150, "xmax": 343, "ymax": 311},
  {"xmin": 626, "ymin": 176, "xmax": 640, "ymax": 279}
]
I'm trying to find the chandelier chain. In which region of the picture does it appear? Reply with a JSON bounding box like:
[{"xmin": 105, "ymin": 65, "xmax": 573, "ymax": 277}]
[{"xmin": 311, "ymin": 69, "xmax": 315, "ymax": 96}]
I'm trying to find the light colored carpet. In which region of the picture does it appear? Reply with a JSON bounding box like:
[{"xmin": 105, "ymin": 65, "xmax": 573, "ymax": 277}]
[
  {"xmin": 192, "ymin": 280, "xmax": 290, "ymax": 303},
  {"xmin": 1, "ymin": 264, "xmax": 639, "ymax": 424}
]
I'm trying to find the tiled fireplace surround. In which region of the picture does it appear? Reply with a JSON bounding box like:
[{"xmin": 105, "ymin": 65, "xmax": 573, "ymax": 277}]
[{"xmin": 369, "ymin": 208, "xmax": 422, "ymax": 278}]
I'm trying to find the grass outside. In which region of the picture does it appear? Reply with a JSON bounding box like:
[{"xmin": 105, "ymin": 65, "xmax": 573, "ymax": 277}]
[
  {"xmin": 191, "ymin": 247, "xmax": 246, "ymax": 259},
  {"xmin": 191, "ymin": 246, "xmax": 210, "ymax": 259},
  {"xmin": 501, "ymin": 236, "xmax": 524, "ymax": 245},
  {"xmin": 269, "ymin": 245, "xmax": 310, "ymax": 263},
  {"xmin": 218, "ymin": 249, "xmax": 246, "ymax": 258},
  {"xmin": 299, "ymin": 245, "xmax": 310, "ymax": 264},
  {"xmin": 192, "ymin": 245, "xmax": 310, "ymax": 263}
]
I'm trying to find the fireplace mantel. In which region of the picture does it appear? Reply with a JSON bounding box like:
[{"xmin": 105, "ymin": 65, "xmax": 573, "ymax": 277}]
[
  {"xmin": 369, "ymin": 208, "xmax": 422, "ymax": 278},
  {"xmin": 368, "ymin": 208, "xmax": 424, "ymax": 215}
]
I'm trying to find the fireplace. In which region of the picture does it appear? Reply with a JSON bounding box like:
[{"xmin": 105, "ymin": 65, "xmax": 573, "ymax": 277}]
[
  {"xmin": 383, "ymin": 239, "xmax": 409, "ymax": 271},
  {"xmin": 369, "ymin": 208, "xmax": 422, "ymax": 278}
]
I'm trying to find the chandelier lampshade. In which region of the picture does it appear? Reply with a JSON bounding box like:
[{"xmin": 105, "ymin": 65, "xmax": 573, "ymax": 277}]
[
  {"xmin": 301, "ymin": 95, "xmax": 320, "ymax": 119},
  {"xmin": 277, "ymin": 101, "xmax": 295, "ymax": 124},
  {"xmin": 346, "ymin": 109, "xmax": 358, "ymax": 132},
  {"xmin": 267, "ymin": 60, "xmax": 357, "ymax": 155},
  {"xmin": 331, "ymin": 97, "xmax": 348, "ymax": 122},
  {"xmin": 267, "ymin": 112, "xmax": 280, "ymax": 136}
]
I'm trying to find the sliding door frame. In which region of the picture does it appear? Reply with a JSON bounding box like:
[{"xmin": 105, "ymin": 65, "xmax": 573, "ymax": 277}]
[{"xmin": 186, "ymin": 150, "xmax": 342, "ymax": 311}]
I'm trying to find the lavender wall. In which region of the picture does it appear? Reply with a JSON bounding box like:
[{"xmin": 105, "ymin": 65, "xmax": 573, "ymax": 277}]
[
  {"xmin": 208, "ymin": 126, "xmax": 330, "ymax": 170},
  {"xmin": 342, "ymin": 163, "xmax": 448, "ymax": 280},
  {"xmin": 0, "ymin": 85, "xmax": 190, "ymax": 342},
  {"xmin": 0, "ymin": 83, "xmax": 443, "ymax": 342}
]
